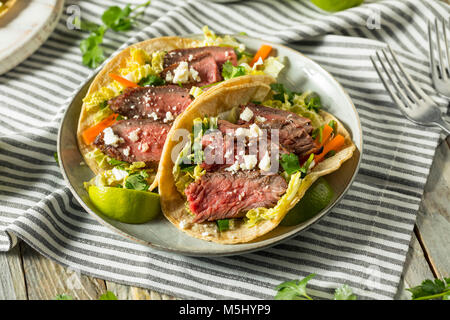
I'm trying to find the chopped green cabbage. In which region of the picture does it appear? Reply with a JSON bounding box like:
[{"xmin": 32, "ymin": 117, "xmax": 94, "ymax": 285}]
[{"xmin": 262, "ymin": 57, "xmax": 285, "ymax": 78}]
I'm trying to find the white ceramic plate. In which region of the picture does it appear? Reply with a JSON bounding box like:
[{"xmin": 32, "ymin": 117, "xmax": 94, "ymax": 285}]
[
  {"xmin": 0, "ymin": 0, "xmax": 64, "ymax": 75},
  {"xmin": 58, "ymin": 35, "xmax": 363, "ymax": 256}
]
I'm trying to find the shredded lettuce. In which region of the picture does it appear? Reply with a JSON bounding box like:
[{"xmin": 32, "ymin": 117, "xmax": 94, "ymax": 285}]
[
  {"xmin": 246, "ymin": 171, "xmax": 303, "ymax": 227},
  {"xmin": 262, "ymin": 56, "xmax": 285, "ymax": 78}
]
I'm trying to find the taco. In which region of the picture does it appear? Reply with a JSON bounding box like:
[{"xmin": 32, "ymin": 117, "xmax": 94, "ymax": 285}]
[
  {"xmin": 78, "ymin": 27, "xmax": 285, "ymax": 192},
  {"xmin": 158, "ymin": 76, "xmax": 356, "ymax": 244},
  {"xmin": 0, "ymin": 0, "xmax": 16, "ymax": 18}
]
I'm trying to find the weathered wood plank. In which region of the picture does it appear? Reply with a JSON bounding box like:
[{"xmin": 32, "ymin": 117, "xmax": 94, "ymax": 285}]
[
  {"xmin": 20, "ymin": 243, "xmax": 107, "ymax": 300},
  {"xmin": 396, "ymin": 232, "xmax": 434, "ymax": 300},
  {"xmin": 415, "ymin": 139, "xmax": 450, "ymax": 279},
  {"xmin": 0, "ymin": 245, "xmax": 27, "ymax": 300},
  {"xmin": 105, "ymin": 281, "xmax": 176, "ymax": 300}
]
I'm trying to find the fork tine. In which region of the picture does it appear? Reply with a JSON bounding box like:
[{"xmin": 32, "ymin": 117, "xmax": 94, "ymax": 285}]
[
  {"xmin": 435, "ymin": 18, "xmax": 448, "ymax": 80},
  {"xmin": 428, "ymin": 20, "xmax": 439, "ymax": 80},
  {"xmin": 374, "ymin": 51, "xmax": 413, "ymax": 109},
  {"xmin": 381, "ymin": 48, "xmax": 419, "ymax": 103},
  {"xmin": 370, "ymin": 54, "xmax": 410, "ymax": 115},
  {"xmin": 387, "ymin": 46, "xmax": 433, "ymax": 104}
]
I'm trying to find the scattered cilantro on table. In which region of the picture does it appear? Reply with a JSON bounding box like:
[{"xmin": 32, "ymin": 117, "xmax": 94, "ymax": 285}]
[
  {"xmin": 55, "ymin": 291, "xmax": 118, "ymax": 300},
  {"xmin": 407, "ymin": 278, "xmax": 450, "ymax": 300},
  {"xmin": 76, "ymin": 1, "xmax": 151, "ymax": 68}
]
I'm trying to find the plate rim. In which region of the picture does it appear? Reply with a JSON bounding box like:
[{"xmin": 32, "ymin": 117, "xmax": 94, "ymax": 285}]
[{"xmin": 57, "ymin": 35, "xmax": 363, "ymax": 256}]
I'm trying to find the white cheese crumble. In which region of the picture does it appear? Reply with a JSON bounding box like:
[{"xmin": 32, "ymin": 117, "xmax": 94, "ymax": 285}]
[
  {"xmin": 128, "ymin": 128, "xmax": 141, "ymax": 142},
  {"xmin": 258, "ymin": 151, "xmax": 271, "ymax": 172},
  {"xmin": 235, "ymin": 127, "xmax": 250, "ymax": 137},
  {"xmin": 201, "ymin": 232, "xmax": 210, "ymax": 237},
  {"xmin": 172, "ymin": 61, "xmax": 190, "ymax": 83},
  {"xmin": 111, "ymin": 167, "xmax": 128, "ymax": 181},
  {"xmin": 255, "ymin": 115, "xmax": 266, "ymax": 123},
  {"xmin": 241, "ymin": 154, "xmax": 257, "ymax": 170},
  {"xmin": 239, "ymin": 107, "xmax": 254, "ymax": 122},
  {"xmin": 225, "ymin": 161, "xmax": 240, "ymax": 173},
  {"xmin": 103, "ymin": 127, "xmax": 122, "ymax": 147},
  {"xmin": 190, "ymin": 67, "xmax": 201, "ymax": 82},
  {"xmin": 163, "ymin": 111, "xmax": 174, "ymax": 123},
  {"xmin": 249, "ymin": 123, "xmax": 263, "ymax": 137},
  {"xmin": 123, "ymin": 147, "xmax": 130, "ymax": 157},
  {"xmin": 165, "ymin": 71, "xmax": 173, "ymax": 82},
  {"xmin": 148, "ymin": 112, "xmax": 158, "ymax": 120},
  {"xmin": 139, "ymin": 142, "xmax": 149, "ymax": 152}
]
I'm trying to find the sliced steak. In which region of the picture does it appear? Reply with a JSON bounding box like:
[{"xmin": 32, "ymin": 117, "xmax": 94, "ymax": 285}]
[
  {"xmin": 108, "ymin": 85, "xmax": 192, "ymax": 121},
  {"xmin": 163, "ymin": 46, "xmax": 237, "ymax": 69},
  {"xmin": 94, "ymin": 119, "xmax": 171, "ymax": 165},
  {"xmin": 161, "ymin": 53, "xmax": 222, "ymax": 87},
  {"xmin": 238, "ymin": 103, "xmax": 318, "ymax": 157},
  {"xmin": 185, "ymin": 170, "xmax": 287, "ymax": 223}
]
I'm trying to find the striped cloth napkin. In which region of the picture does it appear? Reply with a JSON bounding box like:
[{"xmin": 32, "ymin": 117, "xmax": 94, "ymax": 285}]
[{"xmin": 0, "ymin": 0, "xmax": 448, "ymax": 299}]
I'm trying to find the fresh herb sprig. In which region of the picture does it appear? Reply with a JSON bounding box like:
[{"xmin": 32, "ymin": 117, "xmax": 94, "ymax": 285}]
[
  {"xmin": 407, "ymin": 278, "xmax": 450, "ymax": 300},
  {"xmin": 77, "ymin": 1, "xmax": 151, "ymax": 68},
  {"xmin": 55, "ymin": 291, "xmax": 118, "ymax": 300}
]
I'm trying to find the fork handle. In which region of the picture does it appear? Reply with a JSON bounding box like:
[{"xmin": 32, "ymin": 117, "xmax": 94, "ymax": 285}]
[{"xmin": 434, "ymin": 117, "xmax": 450, "ymax": 136}]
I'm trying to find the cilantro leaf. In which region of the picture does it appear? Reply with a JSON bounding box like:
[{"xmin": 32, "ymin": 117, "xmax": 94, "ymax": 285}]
[
  {"xmin": 138, "ymin": 75, "xmax": 165, "ymax": 87},
  {"xmin": 53, "ymin": 152, "xmax": 59, "ymax": 164},
  {"xmin": 270, "ymin": 83, "xmax": 298, "ymax": 103},
  {"xmin": 99, "ymin": 291, "xmax": 118, "ymax": 300},
  {"xmin": 280, "ymin": 153, "xmax": 300, "ymax": 175},
  {"xmin": 80, "ymin": 26, "xmax": 106, "ymax": 69},
  {"xmin": 107, "ymin": 158, "xmax": 128, "ymax": 167},
  {"xmin": 275, "ymin": 274, "xmax": 315, "ymax": 300},
  {"xmin": 407, "ymin": 278, "xmax": 450, "ymax": 300},
  {"xmin": 124, "ymin": 171, "xmax": 150, "ymax": 191},
  {"xmin": 54, "ymin": 294, "xmax": 73, "ymax": 300},
  {"xmin": 305, "ymin": 93, "xmax": 322, "ymax": 113},
  {"xmin": 217, "ymin": 219, "xmax": 230, "ymax": 232},
  {"xmin": 102, "ymin": 5, "xmax": 133, "ymax": 31},
  {"xmin": 334, "ymin": 284, "xmax": 357, "ymax": 300},
  {"xmin": 222, "ymin": 60, "xmax": 246, "ymax": 80}
]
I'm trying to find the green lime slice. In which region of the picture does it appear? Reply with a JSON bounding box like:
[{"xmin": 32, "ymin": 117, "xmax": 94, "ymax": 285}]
[
  {"xmin": 281, "ymin": 177, "xmax": 334, "ymax": 226},
  {"xmin": 88, "ymin": 186, "xmax": 161, "ymax": 224},
  {"xmin": 310, "ymin": 0, "xmax": 364, "ymax": 12}
]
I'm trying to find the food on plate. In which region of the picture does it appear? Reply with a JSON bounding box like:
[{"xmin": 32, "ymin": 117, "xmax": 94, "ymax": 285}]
[
  {"xmin": 78, "ymin": 27, "xmax": 285, "ymax": 222},
  {"xmin": 158, "ymin": 76, "xmax": 355, "ymax": 243},
  {"xmin": 0, "ymin": 0, "xmax": 16, "ymax": 18}
]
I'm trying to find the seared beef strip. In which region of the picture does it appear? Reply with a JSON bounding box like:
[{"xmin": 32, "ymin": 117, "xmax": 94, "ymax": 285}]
[
  {"xmin": 238, "ymin": 103, "xmax": 318, "ymax": 158},
  {"xmin": 185, "ymin": 170, "xmax": 287, "ymax": 223},
  {"xmin": 163, "ymin": 46, "xmax": 237, "ymax": 69},
  {"xmin": 94, "ymin": 119, "xmax": 171, "ymax": 165},
  {"xmin": 108, "ymin": 85, "xmax": 192, "ymax": 121},
  {"xmin": 161, "ymin": 53, "xmax": 222, "ymax": 87}
]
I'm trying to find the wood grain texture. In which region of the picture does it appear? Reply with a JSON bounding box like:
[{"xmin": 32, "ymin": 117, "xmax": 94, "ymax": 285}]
[
  {"xmin": 20, "ymin": 243, "xmax": 107, "ymax": 300},
  {"xmin": 415, "ymin": 138, "xmax": 450, "ymax": 279},
  {"xmin": 395, "ymin": 233, "xmax": 435, "ymax": 300},
  {"xmin": 0, "ymin": 245, "xmax": 27, "ymax": 300}
]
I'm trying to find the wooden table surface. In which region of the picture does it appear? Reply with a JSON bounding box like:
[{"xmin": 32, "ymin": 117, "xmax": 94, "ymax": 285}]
[{"xmin": 1, "ymin": 0, "xmax": 449, "ymax": 300}]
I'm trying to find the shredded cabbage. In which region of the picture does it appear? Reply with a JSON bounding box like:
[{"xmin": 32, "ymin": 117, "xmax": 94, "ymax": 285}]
[
  {"xmin": 85, "ymin": 148, "xmax": 110, "ymax": 168},
  {"xmin": 189, "ymin": 86, "xmax": 204, "ymax": 98},
  {"xmin": 245, "ymin": 171, "xmax": 302, "ymax": 227},
  {"xmin": 92, "ymin": 107, "xmax": 113, "ymax": 124},
  {"xmin": 262, "ymin": 57, "xmax": 285, "ymax": 78},
  {"xmin": 151, "ymin": 51, "xmax": 166, "ymax": 74},
  {"xmin": 201, "ymin": 26, "xmax": 244, "ymax": 50}
]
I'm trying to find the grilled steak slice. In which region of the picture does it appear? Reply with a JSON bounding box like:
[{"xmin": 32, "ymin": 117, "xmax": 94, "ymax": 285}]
[
  {"xmin": 163, "ymin": 46, "xmax": 237, "ymax": 69},
  {"xmin": 108, "ymin": 85, "xmax": 192, "ymax": 121},
  {"xmin": 238, "ymin": 103, "xmax": 317, "ymax": 157},
  {"xmin": 185, "ymin": 170, "xmax": 287, "ymax": 223},
  {"xmin": 161, "ymin": 53, "xmax": 222, "ymax": 87},
  {"xmin": 94, "ymin": 119, "xmax": 171, "ymax": 165}
]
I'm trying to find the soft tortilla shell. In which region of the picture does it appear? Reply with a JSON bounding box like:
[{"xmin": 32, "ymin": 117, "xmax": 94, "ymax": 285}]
[{"xmin": 159, "ymin": 81, "xmax": 356, "ymax": 244}]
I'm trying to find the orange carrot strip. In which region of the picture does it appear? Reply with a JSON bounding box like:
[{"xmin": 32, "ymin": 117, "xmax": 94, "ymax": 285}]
[
  {"xmin": 314, "ymin": 124, "xmax": 334, "ymax": 148},
  {"xmin": 108, "ymin": 73, "xmax": 139, "ymax": 88},
  {"xmin": 315, "ymin": 134, "xmax": 345, "ymax": 163},
  {"xmin": 250, "ymin": 44, "xmax": 273, "ymax": 67},
  {"xmin": 82, "ymin": 113, "xmax": 119, "ymax": 145}
]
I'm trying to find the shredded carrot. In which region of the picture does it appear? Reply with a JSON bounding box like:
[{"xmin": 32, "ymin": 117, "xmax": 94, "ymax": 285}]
[
  {"xmin": 82, "ymin": 113, "xmax": 119, "ymax": 145},
  {"xmin": 314, "ymin": 124, "xmax": 334, "ymax": 148},
  {"xmin": 108, "ymin": 73, "xmax": 139, "ymax": 88},
  {"xmin": 315, "ymin": 134, "xmax": 345, "ymax": 162},
  {"xmin": 250, "ymin": 44, "xmax": 273, "ymax": 67}
]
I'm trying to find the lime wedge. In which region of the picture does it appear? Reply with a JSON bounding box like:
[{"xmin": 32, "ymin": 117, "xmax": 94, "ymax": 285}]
[
  {"xmin": 281, "ymin": 177, "xmax": 334, "ymax": 226},
  {"xmin": 310, "ymin": 0, "xmax": 364, "ymax": 12},
  {"xmin": 88, "ymin": 186, "xmax": 161, "ymax": 224}
]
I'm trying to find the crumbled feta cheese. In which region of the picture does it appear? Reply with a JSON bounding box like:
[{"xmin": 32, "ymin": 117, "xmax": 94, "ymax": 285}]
[
  {"xmin": 249, "ymin": 123, "xmax": 263, "ymax": 137},
  {"xmin": 188, "ymin": 54, "xmax": 193, "ymax": 62},
  {"xmin": 148, "ymin": 112, "xmax": 158, "ymax": 120},
  {"xmin": 103, "ymin": 127, "xmax": 121, "ymax": 147},
  {"xmin": 128, "ymin": 128, "xmax": 141, "ymax": 142},
  {"xmin": 139, "ymin": 142, "xmax": 149, "ymax": 152},
  {"xmin": 111, "ymin": 167, "xmax": 128, "ymax": 181},
  {"xmin": 165, "ymin": 71, "xmax": 173, "ymax": 82},
  {"xmin": 225, "ymin": 161, "xmax": 240, "ymax": 173},
  {"xmin": 201, "ymin": 232, "xmax": 210, "ymax": 237},
  {"xmin": 172, "ymin": 61, "xmax": 190, "ymax": 83},
  {"xmin": 235, "ymin": 127, "xmax": 250, "ymax": 137},
  {"xmin": 255, "ymin": 115, "xmax": 266, "ymax": 123},
  {"xmin": 123, "ymin": 147, "xmax": 130, "ymax": 157},
  {"xmin": 190, "ymin": 67, "xmax": 201, "ymax": 82},
  {"xmin": 259, "ymin": 151, "xmax": 271, "ymax": 171},
  {"xmin": 163, "ymin": 111, "xmax": 174, "ymax": 123},
  {"xmin": 241, "ymin": 155, "xmax": 257, "ymax": 170},
  {"xmin": 240, "ymin": 107, "xmax": 254, "ymax": 122}
]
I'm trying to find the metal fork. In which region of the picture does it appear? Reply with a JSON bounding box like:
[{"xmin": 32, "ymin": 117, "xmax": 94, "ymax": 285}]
[
  {"xmin": 371, "ymin": 46, "xmax": 450, "ymax": 135},
  {"xmin": 428, "ymin": 18, "xmax": 450, "ymax": 98}
]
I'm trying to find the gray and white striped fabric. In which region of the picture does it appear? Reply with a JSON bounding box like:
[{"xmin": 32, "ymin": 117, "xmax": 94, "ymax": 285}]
[{"xmin": 0, "ymin": 0, "xmax": 448, "ymax": 299}]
